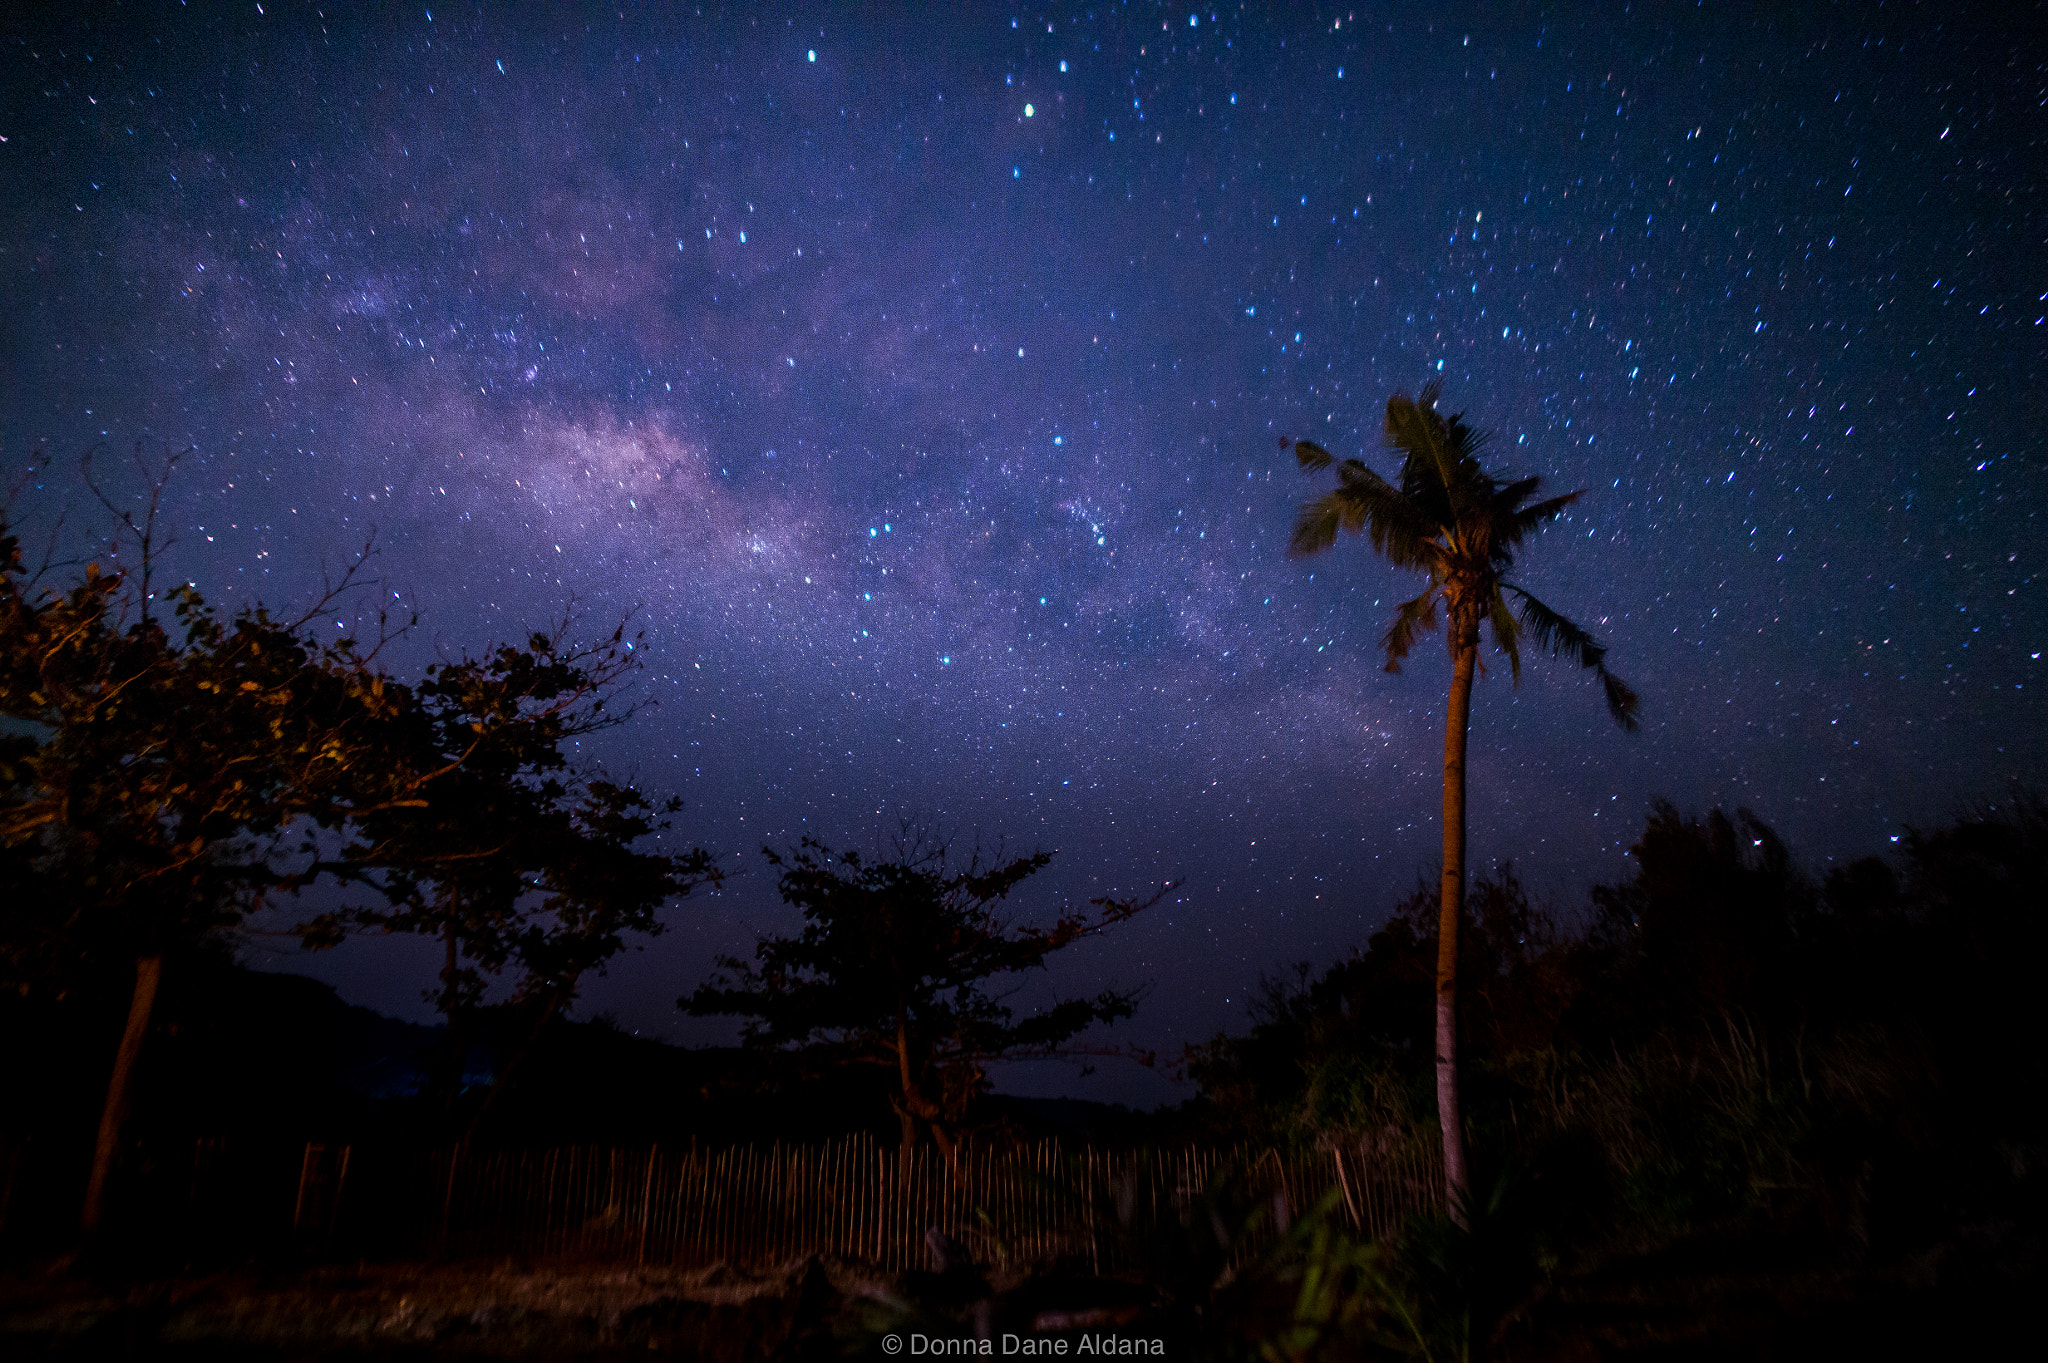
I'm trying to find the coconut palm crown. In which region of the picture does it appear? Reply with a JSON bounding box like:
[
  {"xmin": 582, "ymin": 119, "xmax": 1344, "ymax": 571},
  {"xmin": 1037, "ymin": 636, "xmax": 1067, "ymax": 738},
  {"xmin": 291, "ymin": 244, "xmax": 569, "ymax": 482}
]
[
  {"xmin": 1287, "ymin": 379, "xmax": 1637, "ymax": 1217},
  {"xmin": 1289, "ymin": 379, "xmax": 1638, "ymax": 724}
]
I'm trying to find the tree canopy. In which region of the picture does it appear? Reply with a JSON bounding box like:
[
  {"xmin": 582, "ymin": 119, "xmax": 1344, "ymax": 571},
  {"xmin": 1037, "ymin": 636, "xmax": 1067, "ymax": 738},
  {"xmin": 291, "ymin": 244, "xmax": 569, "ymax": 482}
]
[
  {"xmin": 299, "ymin": 622, "xmax": 718, "ymax": 1053},
  {"xmin": 684, "ymin": 838, "xmax": 1157, "ymax": 1162},
  {"xmin": 1289, "ymin": 379, "xmax": 1637, "ymax": 724},
  {"xmin": 0, "ymin": 526, "xmax": 395, "ymax": 995}
]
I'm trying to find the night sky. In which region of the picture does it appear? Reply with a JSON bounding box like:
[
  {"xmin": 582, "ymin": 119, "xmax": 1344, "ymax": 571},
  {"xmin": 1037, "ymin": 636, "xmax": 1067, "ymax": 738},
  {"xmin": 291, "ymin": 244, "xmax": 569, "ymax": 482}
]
[{"xmin": 5, "ymin": 4, "xmax": 2041, "ymax": 1104}]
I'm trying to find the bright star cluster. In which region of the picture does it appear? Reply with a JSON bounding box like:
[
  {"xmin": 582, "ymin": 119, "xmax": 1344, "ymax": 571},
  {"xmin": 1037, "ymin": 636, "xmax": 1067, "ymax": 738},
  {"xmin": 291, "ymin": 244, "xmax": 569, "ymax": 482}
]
[{"xmin": 3, "ymin": 5, "xmax": 2038, "ymax": 1102}]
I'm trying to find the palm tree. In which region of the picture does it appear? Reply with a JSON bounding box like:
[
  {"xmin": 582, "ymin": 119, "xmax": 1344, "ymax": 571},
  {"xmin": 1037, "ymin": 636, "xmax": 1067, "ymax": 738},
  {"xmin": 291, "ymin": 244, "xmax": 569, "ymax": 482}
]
[{"xmin": 1286, "ymin": 380, "xmax": 1637, "ymax": 1217}]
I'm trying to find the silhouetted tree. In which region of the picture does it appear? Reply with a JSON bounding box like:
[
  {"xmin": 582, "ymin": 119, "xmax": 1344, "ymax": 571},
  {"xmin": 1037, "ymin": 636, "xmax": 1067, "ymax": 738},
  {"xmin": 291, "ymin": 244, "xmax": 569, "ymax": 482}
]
[
  {"xmin": 1189, "ymin": 867, "xmax": 1565, "ymax": 1149},
  {"xmin": 1286, "ymin": 381, "xmax": 1637, "ymax": 1216},
  {"xmin": 0, "ymin": 507, "xmax": 397, "ymax": 1237},
  {"xmin": 299, "ymin": 622, "xmax": 719, "ymax": 1131},
  {"xmin": 683, "ymin": 838, "xmax": 1158, "ymax": 1170},
  {"xmin": 3, "ymin": 448, "xmax": 713, "ymax": 1236},
  {"xmin": 1583, "ymin": 801, "xmax": 1809, "ymax": 1029}
]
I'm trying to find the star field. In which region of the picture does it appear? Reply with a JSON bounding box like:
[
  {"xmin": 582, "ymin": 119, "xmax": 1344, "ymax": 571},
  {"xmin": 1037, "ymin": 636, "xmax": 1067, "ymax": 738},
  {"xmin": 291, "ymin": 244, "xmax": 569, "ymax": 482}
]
[{"xmin": 4, "ymin": 3, "xmax": 2041, "ymax": 1103}]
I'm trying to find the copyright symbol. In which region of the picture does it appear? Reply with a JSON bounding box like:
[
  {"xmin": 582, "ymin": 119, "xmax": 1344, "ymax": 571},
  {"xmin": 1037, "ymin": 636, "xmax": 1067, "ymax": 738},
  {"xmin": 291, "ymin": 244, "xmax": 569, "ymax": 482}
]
[{"xmin": 882, "ymin": 1335, "xmax": 903, "ymax": 1355}]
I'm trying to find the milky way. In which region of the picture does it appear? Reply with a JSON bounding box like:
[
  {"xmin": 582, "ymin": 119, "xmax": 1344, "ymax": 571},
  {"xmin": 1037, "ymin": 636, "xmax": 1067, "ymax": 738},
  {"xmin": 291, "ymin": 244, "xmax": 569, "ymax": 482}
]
[{"xmin": 5, "ymin": 4, "xmax": 2040, "ymax": 1102}]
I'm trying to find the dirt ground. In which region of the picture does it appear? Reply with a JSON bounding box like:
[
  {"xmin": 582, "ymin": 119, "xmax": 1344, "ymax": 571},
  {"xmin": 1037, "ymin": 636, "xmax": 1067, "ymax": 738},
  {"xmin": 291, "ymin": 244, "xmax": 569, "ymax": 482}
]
[
  {"xmin": 0, "ymin": 1257, "xmax": 884, "ymax": 1360},
  {"xmin": 3, "ymin": 1246, "xmax": 2039, "ymax": 1360}
]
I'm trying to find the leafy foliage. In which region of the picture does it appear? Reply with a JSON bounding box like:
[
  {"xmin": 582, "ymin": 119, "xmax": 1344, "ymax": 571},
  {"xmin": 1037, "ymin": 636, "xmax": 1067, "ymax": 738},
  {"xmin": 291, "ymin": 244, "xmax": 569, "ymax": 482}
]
[
  {"xmin": 1192, "ymin": 869, "xmax": 1561, "ymax": 1150},
  {"xmin": 684, "ymin": 838, "xmax": 1156, "ymax": 1155},
  {"xmin": 3, "ymin": 449, "xmax": 717, "ymax": 1205},
  {"xmin": 0, "ymin": 524, "xmax": 398, "ymax": 992},
  {"xmin": 300, "ymin": 621, "xmax": 718, "ymax": 1040},
  {"xmin": 1196, "ymin": 797, "xmax": 2048, "ymax": 1270}
]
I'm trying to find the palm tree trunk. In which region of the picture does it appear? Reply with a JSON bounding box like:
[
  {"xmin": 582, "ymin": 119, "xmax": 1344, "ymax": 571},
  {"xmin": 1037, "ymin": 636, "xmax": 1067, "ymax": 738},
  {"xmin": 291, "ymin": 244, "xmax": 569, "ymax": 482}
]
[
  {"xmin": 81, "ymin": 954, "xmax": 162, "ymax": 1237},
  {"xmin": 1437, "ymin": 632, "xmax": 1476, "ymax": 1223}
]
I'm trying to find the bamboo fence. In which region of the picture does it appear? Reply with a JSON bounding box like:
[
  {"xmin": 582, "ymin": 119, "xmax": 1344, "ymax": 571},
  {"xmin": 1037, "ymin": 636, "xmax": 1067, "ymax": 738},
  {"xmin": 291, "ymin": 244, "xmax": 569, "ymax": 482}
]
[{"xmin": 353, "ymin": 1135, "xmax": 1444, "ymax": 1269}]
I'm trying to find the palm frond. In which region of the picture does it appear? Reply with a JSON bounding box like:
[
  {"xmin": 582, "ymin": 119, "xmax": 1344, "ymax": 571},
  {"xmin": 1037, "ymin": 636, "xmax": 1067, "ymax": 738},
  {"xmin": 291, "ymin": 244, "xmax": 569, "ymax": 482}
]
[
  {"xmin": 1347, "ymin": 468, "xmax": 1444, "ymax": 568},
  {"xmin": 1331, "ymin": 457, "xmax": 1377, "ymax": 489},
  {"xmin": 1291, "ymin": 439, "xmax": 1335, "ymax": 472},
  {"xmin": 1601, "ymin": 670, "xmax": 1641, "ymax": 731},
  {"xmin": 1507, "ymin": 584, "xmax": 1606, "ymax": 669},
  {"xmin": 1288, "ymin": 495, "xmax": 1348, "ymax": 558},
  {"xmin": 1506, "ymin": 585, "xmax": 1638, "ymax": 729},
  {"xmin": 1384, "ymin": 391, "xmax": 1460, "ymax": 506},
  {"xmin": 1494, "ymin": 475, "xmax": 1543, "ymax": 511},
  {"xmin": 1499, "ymin": 491, "xmax": 1582, "ymax": 549},
  {"xmin": 1399, "ymin": 458, "xmax": 1457, "ymax": 531},
  {"xmin": 1380, "ymin": 587, "xmax": 1439, "ymax": 672},
  {"xmin": 1290, "ymin": 469, "xmax": 1443, "ymax": 570},
  {"xmin": 1486, "ymin": 588, "xmax": 1523, "ymax": 684},
  {"xmin": 1387, "ymin": 382, "xmax": 1507, "ymax": 532},
  {"xmin": 1449, "ymin": 411, "xmax": 1492, "ymax": 462}
]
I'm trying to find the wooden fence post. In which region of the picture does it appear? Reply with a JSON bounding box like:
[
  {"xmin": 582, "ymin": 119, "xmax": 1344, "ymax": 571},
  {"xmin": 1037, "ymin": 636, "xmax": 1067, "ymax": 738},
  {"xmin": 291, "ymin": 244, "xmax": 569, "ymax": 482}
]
[{"xmin": 638, "ymin": 1147, "xmax": 657, "ymax": 1264}]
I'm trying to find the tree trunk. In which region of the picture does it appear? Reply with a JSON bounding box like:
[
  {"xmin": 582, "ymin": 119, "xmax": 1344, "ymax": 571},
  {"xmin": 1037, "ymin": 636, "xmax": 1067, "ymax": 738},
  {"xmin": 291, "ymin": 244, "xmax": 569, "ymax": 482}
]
[
  {"xmin": 1437, "ymin": 629, "xmax": 1477, "ymax": 1224},
  {"xmin": 81, "ymin": 955, "xmax": 162, "ymax": 1238},
  {"xmin": 889, "ymin": 1011, "xmax": 965, "ymax": 1182},
  {"xmin": 928, "ymin": 1119, "xmax": 962, "ymax": 1183},
  {"xmin": 463, "ymin": 990, "xmax": 566, "ymax": 1145},
  {"xmin": 437, "ymin": 914, "xmax": 465, "ymax": 1119},
  {"xmin": 895, "ymin": 1010, "xmax": 917, "ymax": 1182},
  {"xmin": 441, "ymin": 917, "xmax": 460, "ymax": 1013}
]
